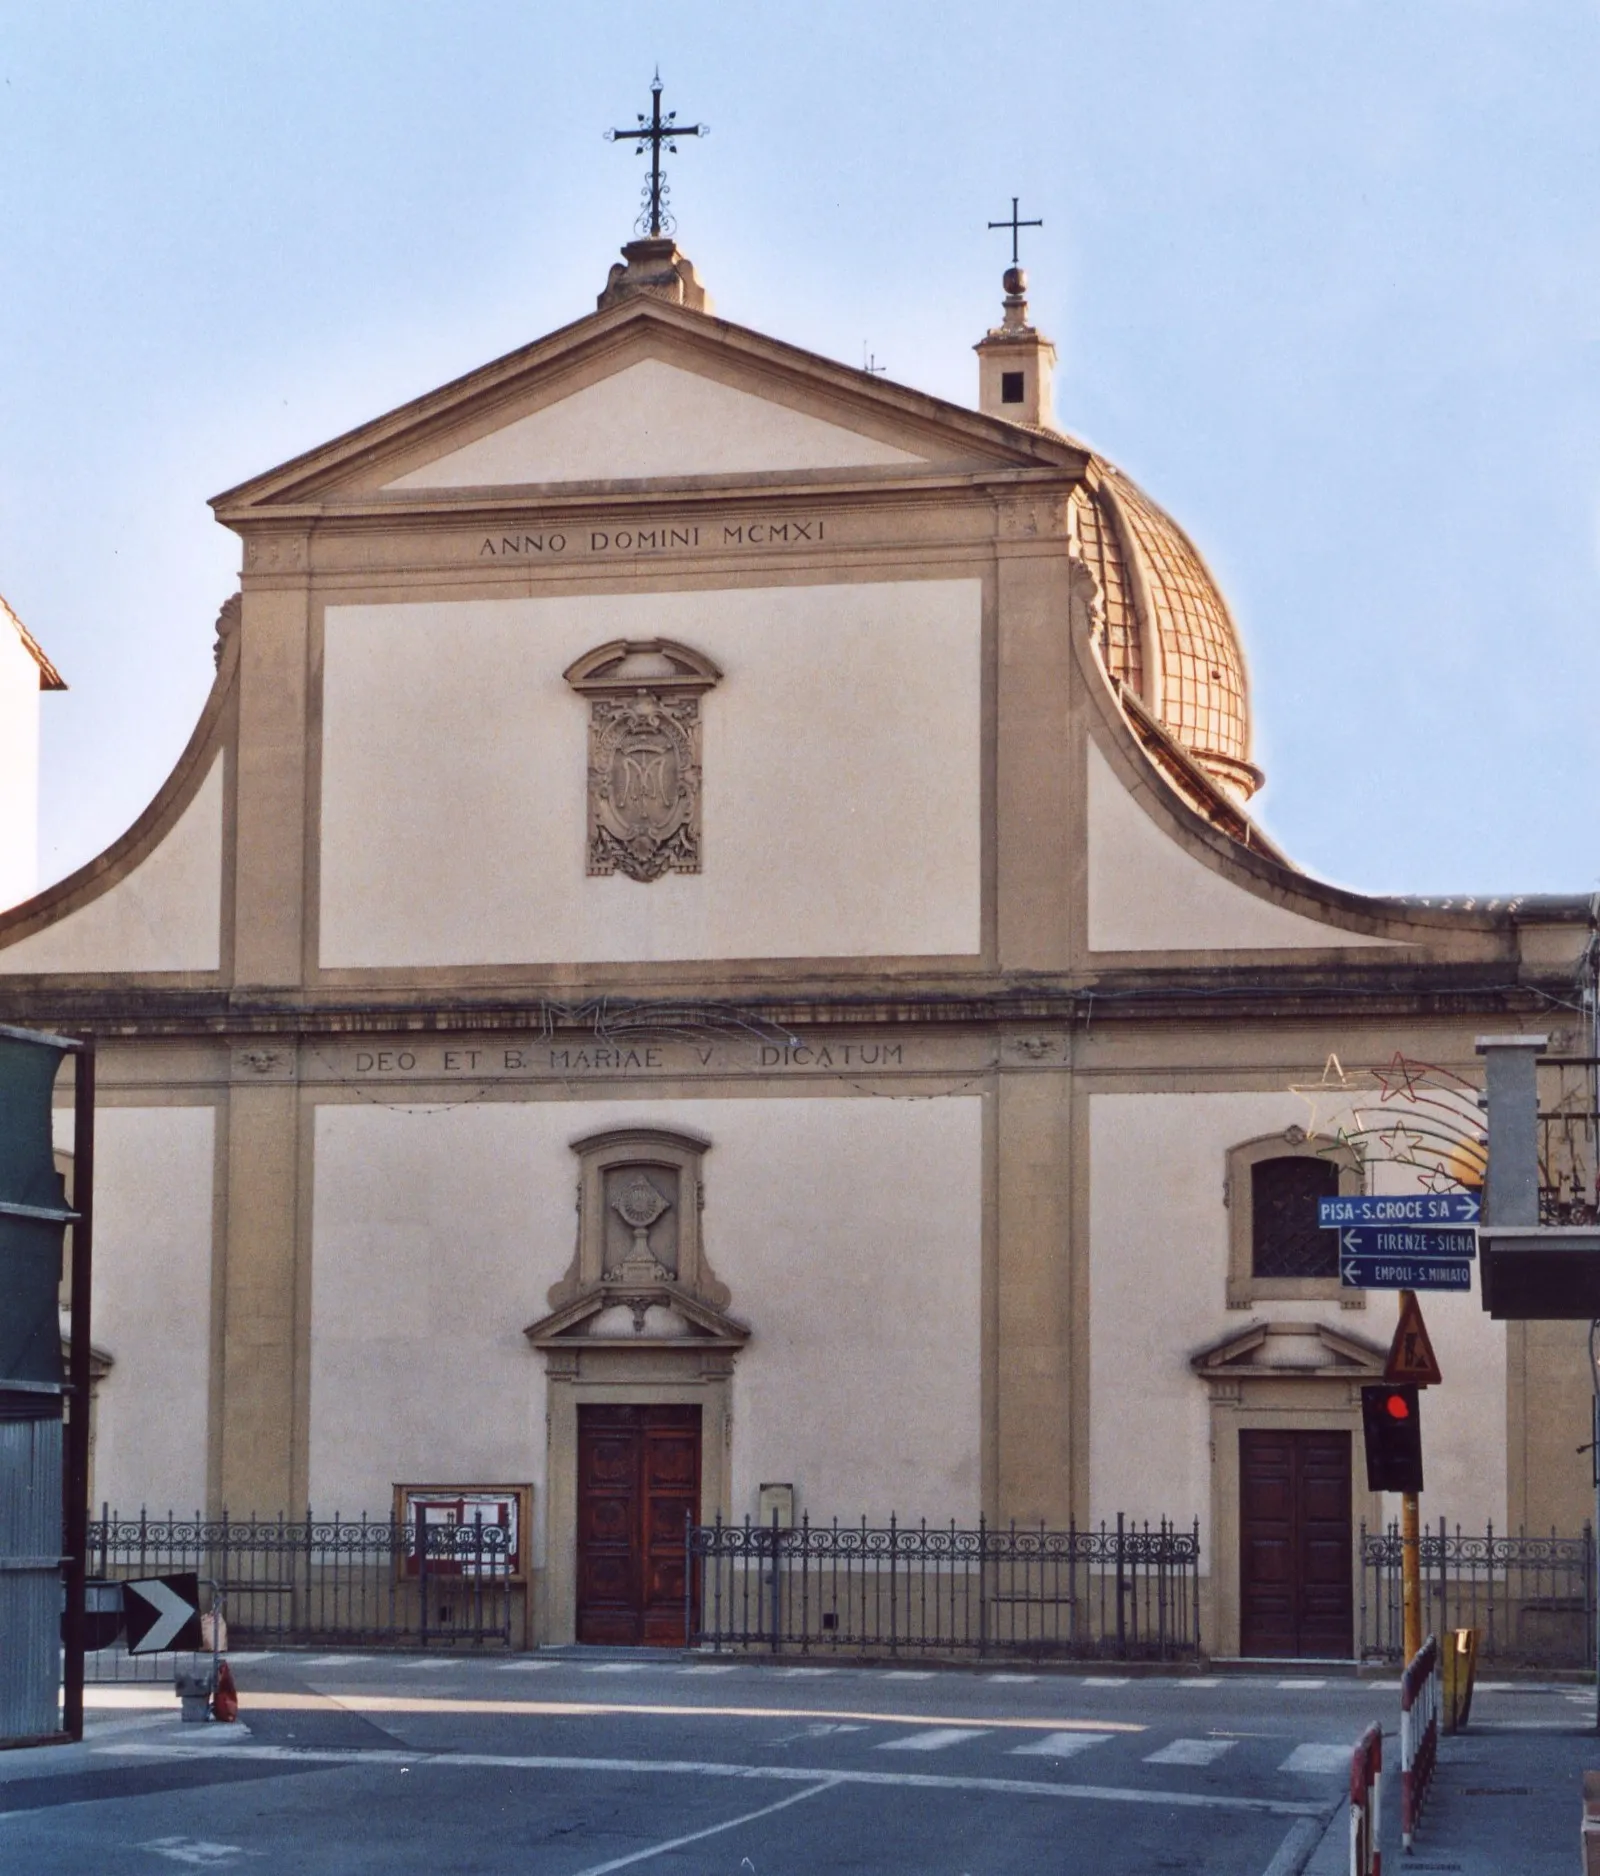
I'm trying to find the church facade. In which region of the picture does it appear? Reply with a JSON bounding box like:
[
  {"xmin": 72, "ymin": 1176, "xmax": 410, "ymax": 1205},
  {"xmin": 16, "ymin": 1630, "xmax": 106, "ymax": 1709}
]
[{"xmin": 2, "ymin": 232, "xmax": 1594, "ymax": 1655}]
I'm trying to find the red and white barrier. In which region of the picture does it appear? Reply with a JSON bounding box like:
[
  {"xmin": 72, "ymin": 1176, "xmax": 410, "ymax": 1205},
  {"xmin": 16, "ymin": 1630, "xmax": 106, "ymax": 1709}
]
[
  {"xmin": 1400, "ymin": 1633, "xmax": 1441, "ymax": 1852},
  {"xmin": 1350, "ymin": 1721, "xmax": 1382, "ymax": 1875}
]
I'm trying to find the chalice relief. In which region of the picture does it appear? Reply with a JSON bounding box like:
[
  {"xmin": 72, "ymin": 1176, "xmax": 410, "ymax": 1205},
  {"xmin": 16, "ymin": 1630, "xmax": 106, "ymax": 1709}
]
[{"xmin": 607, "ymin": 1172, "xmax": 675, "ymax": 1284}]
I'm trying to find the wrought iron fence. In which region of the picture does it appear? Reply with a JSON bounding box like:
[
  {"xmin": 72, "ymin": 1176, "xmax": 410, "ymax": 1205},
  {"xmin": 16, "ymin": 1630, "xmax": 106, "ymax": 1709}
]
[
  {"xmin": 1538, "ymin": 1056, "xmax": 1599, "ymax": 1226},
  {"xmin": 1360, "ymin": 1520, "xmax": 1594, "ymax": 1668},
  {"xmin": 84, "ymin": 1508, "xmax": 519, "ymax": 1679},
  {"xmin": 689, "ymin": 1514, "xmax": 1201, "ymax": 1661}
]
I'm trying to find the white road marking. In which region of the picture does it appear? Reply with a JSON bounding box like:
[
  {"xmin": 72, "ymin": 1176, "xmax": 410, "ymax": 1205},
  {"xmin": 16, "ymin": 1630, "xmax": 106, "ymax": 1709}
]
[
  {"xmin": 395, "ymin": 1659, "xmax": 453, "ymax": 1670},
  {"xmin": 95, "ymin": 1686, "xmax": 1143, "ymax": 1736},
  {"xmin": 1473, "ymin": 1719, "xmax": 1588, "ymax": 1731},
  {"xmin": 588, "ymin": 1664, "xmax": 650, "ymax": 1674},
  {"xmin": 99, "ymin": 1742, "xmax": 1329, "ymax": 1817},
  {"xmin": 304, "ymin": 1656, "xmax": 361, "ymax": 1668},
  {"xmin": 1179, "ymin": 1678, "xmax": 1222, "ymax": 1688},
  {"xmin": 779, "ymin": 1667, "xmax": 836, "ymax": 1678},
  {"xmin": 1275, "ymin": 1679, "xmax": 1326, "ymax": 1690},
  {"xmin": 1144, "ymin": 1738, "xmax": 1236, "ymax": 1767},
  {"xmin": 137, "ymin": 1839, "xmax": 259, "ymax": 1868},
  {"xmin": 879, "ymin": 1727, "xmax": 987, "ymax": 1752},
  {"xmin": 1081, "ymin": 1676, "xmax": 1129, "ymax": 1687},
  {"xmin": 495, "ymin": 1660, "xmax": 558, "ymax": 1671},
  {"xmin": 82, "ymin": 1714, "xmax": 191, "ymax": 1743},
  {"xmin": 680, "ymin": 1666, "xmax": 740, "ymax": 1676},
  {"xmin": 568, "ymin": 1778, "xmax": 838, "ymax": 1876},
  {"xmin": 883, "ymin": 1670, "xmax": 935, "ymax": 1680},
  {"xmin": 987, "ymin": 1674, "xmax": 1037, "ymax": 1684},
  {"xmin": 1278, "ymin": 1743, "xmax": 1352, "ymax": 1773},
  {"xmin": 1010, "ymin": 1731, "xmax": 1114, "ymax": 1759}
]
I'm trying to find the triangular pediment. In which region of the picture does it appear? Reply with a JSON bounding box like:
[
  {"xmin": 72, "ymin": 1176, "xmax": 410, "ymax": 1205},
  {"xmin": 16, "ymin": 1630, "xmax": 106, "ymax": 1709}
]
[
  {"xmin": 384, "ymin": 356, "xmax": 928, "ymax": 487},
  {"xmin": 523, "ymin": 1279, "xmax": 750, "ymax": 1351},
  {"xmin": 211, "ymin": 297, "xmax": 1078, "ymax": 516},
  {"xmin": 1189, "ymin": 1319, "xmax": 1388, "ymax": 1381}
]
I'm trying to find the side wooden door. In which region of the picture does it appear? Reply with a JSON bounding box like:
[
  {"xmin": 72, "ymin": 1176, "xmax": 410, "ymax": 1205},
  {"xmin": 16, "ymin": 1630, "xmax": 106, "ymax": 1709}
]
[
  {"xmin": 1239, "ymin": 1429, "xmax": 1353, "ymax": 1658},
  {"xmin": 576, "ymin": 1404, "xmax": 701, "ymax": 1645}
]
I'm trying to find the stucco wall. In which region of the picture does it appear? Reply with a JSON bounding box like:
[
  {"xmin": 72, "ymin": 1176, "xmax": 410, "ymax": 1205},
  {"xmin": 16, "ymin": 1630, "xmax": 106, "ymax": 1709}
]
[
  {"xmin": 0, "ymin": 624, "xmax": 40, "ymax": 911},
  {"xmin": 1088, "ymin": 1090, "xmax": 1506, "ymax": 1549},
  {"xmin": 1086, "ymin": 743, "xmax": 1396, "ymax": 952},
  {"xmin": 0, "ymin": 759, "xmax": 224, "ymax": 974},
  {"xmin": 86, "ymin": 1105, "xmax": 216, "ymax": 1514},
  {"xmin": 319, "ymin": 582, "xmax": 982, "ymax": 966},
  {"xmin": 309, "ymin": 1093, "xmax": 984, "ymax": 1555},
  {"xmin": 384, "ymin": 357, "xmax": 926, "ymax": 488}
]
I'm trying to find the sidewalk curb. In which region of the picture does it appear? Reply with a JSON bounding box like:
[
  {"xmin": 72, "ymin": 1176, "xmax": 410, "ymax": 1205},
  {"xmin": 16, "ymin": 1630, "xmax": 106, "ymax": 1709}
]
[{"xmin": 1300, "ymin": 1803, "xmax": 1349, "ymax": 1875}]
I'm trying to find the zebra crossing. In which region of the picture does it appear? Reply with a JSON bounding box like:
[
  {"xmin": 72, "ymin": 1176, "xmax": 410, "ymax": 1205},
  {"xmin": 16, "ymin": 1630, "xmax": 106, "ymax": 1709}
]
[
  {"xmin": 867, "ymin": 1725, "xmax": 1341, "ymax": 1774},
  {"xmin": 469, "ymin": 1657, "xmax": 1377, "ymax": 1690}
]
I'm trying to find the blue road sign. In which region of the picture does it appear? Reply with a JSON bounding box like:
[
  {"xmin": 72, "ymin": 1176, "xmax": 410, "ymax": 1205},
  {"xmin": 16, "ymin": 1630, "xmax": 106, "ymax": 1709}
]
[
  {"xmin": 1319, "ymin": 1193, "xmax": 1480, "ymax": 1227},
  {"xmin": 1336, "ymin": 1225, "xmax": 1477, "ymax": 1261},
  {"xmin": 1340, "ymin": 1255, "xmax": 1473, "ymax": 1292}
]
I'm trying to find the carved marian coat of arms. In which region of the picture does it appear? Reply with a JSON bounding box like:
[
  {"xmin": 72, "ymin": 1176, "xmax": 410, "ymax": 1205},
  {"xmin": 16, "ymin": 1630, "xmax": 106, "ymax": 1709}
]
[{"xmin": 564, "ymin": 638, "xmax": 722, "ymax": 883}]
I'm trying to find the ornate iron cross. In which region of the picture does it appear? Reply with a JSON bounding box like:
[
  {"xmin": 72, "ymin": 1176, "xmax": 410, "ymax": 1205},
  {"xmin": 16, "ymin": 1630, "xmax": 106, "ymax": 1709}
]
[
  {"xmin": 987, "ymin": 196, "xmax": 1043, "ymax": 267},
  {"xmin": 605, "ymin": 71, "xmax": 708, "ymax": 238}
]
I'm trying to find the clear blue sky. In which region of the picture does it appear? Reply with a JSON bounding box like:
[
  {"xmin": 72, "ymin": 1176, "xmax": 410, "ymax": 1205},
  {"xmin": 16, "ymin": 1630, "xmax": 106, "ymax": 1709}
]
[{"xmin": 2, "ymin": 2, "xmax": 1597, "ymax": 898}]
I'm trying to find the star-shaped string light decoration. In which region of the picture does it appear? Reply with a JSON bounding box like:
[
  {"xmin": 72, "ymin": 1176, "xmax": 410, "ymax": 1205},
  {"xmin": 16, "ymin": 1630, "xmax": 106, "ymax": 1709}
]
[{"xmin": 1289, "ymin": 1051, "xmax": 1487, "ymax": 1195}]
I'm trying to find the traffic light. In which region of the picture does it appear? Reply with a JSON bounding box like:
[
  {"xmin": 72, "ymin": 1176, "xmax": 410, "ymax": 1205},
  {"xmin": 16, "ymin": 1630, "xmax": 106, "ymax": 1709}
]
[{"xmin": 1361, "ymin": 1384, "xmax": 1424, "ymax": 1493}]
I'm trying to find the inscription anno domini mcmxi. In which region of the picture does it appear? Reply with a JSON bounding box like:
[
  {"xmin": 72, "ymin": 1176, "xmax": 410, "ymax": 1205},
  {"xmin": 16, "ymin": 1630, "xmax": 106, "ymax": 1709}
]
[{"xmin": 477, "ymin": 518, "xmax": 826, "ymax": 558}]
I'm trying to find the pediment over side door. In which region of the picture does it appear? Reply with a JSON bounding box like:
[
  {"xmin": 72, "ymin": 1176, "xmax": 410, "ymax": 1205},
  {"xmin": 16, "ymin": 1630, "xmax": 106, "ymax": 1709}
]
[{"xmin": 1189, "ymin": 1319, "xmax": 1389, "ymax": 1394}]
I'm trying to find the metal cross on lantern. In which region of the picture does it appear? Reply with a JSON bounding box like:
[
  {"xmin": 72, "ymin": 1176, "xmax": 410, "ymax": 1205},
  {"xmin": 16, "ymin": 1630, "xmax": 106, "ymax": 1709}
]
[
  {"xmin": 605, "ymin": 70, "xmax": 708, "ymax": 238},
  {"xmin": 987, "ymin": 196, "xmax": 1043, "ymax": 267}
]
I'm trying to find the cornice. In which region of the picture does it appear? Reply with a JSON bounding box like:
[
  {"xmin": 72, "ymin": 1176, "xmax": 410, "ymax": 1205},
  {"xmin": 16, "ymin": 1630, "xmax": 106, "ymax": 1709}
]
[
  {"xmin": 222, "ymin": 461, "xmax": 1084, "ymax": 536},
  {"xmin": 0, "ymin": 967, "xmax": 1585, "ymax": 1044}
]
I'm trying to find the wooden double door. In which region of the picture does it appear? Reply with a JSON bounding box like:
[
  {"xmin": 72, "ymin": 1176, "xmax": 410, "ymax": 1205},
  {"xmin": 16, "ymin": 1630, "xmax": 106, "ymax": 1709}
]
[
  {"xmin": 576, "ymin": 1404, "xmax": 701, "ymax": 1646},
  {"xmin": 1239, "ymin": 1429, "xmax": 1353, "ymax": 1658}
]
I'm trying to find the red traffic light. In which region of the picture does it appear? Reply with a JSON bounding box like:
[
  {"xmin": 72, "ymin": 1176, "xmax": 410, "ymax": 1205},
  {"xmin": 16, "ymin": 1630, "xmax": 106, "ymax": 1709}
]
[{"xmin": 1361, "ymin": 1383, "xmax": 1424, "ymax": 1493}]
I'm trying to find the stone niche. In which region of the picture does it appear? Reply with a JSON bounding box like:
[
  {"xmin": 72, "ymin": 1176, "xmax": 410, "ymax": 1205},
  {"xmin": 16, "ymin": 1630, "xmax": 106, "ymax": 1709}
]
[{"xmin": 524, "ymin": 1126, "xmax": 746, "ymax": 1353}]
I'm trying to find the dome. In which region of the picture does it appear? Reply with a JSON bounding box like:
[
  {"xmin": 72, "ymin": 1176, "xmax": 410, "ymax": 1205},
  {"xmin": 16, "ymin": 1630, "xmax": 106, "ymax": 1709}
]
[{"xmin": 1070, "ymin": 462, "xmax": 1261, "ymax": 804}]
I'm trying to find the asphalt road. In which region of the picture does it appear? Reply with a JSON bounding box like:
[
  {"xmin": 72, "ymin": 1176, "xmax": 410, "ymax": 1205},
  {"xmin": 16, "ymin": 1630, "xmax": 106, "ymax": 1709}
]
[{"xmin": 0, "ymin": 1653, "xmax": 1591, "ymax": 1874}]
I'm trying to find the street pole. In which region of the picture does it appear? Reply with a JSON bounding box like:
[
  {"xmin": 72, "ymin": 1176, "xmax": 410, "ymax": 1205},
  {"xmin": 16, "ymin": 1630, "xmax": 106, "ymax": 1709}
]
[
  {"xmin": 61, "ymin": 1041, "xmax": 95, "ymax": 1743},
  {"xmin": 1400, "ymin": 1288, "xmax": 1422, "ymax": 1665},
  {"xmin": 1583, "ymin": 1320, "xmax": 1590, "ymax": 1725}
]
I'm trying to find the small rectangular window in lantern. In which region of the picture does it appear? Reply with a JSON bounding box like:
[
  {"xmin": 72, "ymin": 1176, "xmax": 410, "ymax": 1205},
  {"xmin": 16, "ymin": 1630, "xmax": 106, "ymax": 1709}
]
[{"xmin": 1001, "ymin": 371, "xmax": 1025, "ymax": 404}]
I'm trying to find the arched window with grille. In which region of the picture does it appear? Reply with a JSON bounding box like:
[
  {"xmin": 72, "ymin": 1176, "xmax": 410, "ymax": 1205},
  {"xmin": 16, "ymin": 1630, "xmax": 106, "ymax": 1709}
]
[{"xmin": 1226, "ymin": 1130, "xmax": 1361, "ymax": 1308}]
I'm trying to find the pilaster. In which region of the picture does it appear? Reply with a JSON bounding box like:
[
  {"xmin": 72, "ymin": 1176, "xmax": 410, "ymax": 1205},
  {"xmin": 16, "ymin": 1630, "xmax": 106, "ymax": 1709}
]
[
  {"xmin": 993, "ymin": 1058, "xmax": 1074, "ymax": 1523},
  {"xmin": 218, "ymin": 1053, "xmax": 303, "ymax": 1513},
  {"xmin": 994, "ymin": 527, "xmax": 1075, "ymax": 971},
  {"xmin": 231, "ymin": 559, "xmax": 311, "ymax": 987}
]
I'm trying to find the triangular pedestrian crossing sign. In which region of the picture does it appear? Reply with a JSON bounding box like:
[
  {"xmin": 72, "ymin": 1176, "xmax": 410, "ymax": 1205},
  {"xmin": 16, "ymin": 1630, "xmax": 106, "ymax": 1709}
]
[{"xmin": 1385, "ymin": 1292, "xmax": 1443, "ymax": 1387}]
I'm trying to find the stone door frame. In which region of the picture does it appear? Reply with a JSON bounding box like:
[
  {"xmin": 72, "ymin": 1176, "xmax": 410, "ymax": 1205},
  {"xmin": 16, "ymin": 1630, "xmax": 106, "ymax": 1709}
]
[
  {"xmin": 541, "ymin": 1349, "xmax": 734, "ymax": 1646},
  {"xmin": 1191, "ymin": 1321, "xmax": 1386, "ymax": 1659}
]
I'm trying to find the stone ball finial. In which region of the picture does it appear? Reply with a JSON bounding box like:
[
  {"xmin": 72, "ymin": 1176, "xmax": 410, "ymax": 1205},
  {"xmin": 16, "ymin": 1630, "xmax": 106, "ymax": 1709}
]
[{"xmin": 1003, "ymin": 266, "xmax": 1028, "ymax": 297}]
